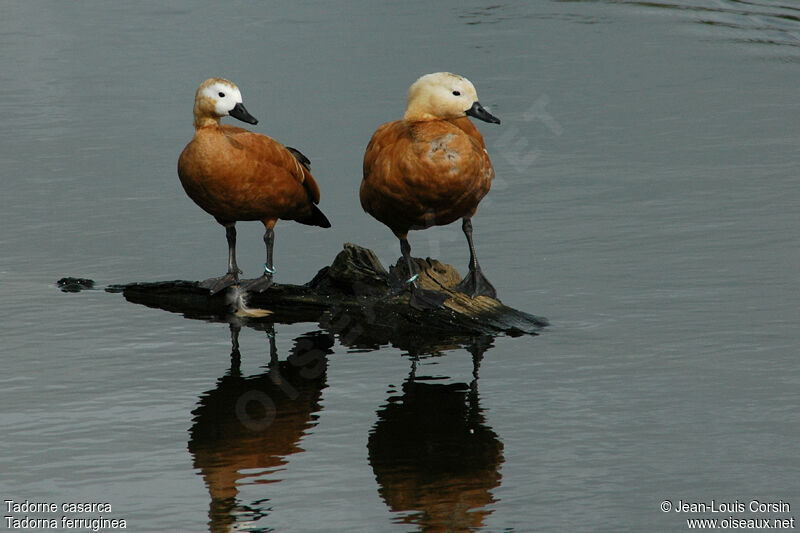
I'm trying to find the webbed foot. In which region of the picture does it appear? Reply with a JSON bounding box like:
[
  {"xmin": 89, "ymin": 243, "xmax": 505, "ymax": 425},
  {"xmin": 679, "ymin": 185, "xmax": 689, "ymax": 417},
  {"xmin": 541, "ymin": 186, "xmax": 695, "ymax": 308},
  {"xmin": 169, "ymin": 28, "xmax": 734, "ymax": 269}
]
[
  {"xmin": 200, "ymin": 272, "xmax": 240, "ymax": 295},
  {"xmin": 455, "ymin": 268, "xmax": 497, "ymax": 299},
  {"xmin": 241, "ymin": 274, "xmax": 274, "ymax": 293}
]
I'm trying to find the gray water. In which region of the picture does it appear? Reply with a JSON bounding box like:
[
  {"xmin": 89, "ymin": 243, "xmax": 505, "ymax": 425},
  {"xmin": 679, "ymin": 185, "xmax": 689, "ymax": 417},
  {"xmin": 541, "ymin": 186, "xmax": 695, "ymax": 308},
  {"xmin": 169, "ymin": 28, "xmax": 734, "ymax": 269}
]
[{"xmin": 2, "ymin": 1, "xmax": 799, "ymax": 531}]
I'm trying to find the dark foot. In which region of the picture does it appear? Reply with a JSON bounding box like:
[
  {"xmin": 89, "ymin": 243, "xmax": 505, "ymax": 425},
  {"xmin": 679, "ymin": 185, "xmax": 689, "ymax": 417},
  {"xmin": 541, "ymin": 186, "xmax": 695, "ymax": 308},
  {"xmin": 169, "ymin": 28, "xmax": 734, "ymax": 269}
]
[
  {"xmin": 409, "ymin": 285, "xmax": 449, "ymax": 310},
  {"xmin": 200, "ymin": 273, "xmax": 239, "ymax": 295},
  {"xmin": 389, "ymin": 272, "xmax": 411, "ymax": 296},
  {"xmin": 455, "ymin": 268, "xmax": 497, "ymax": 299},
  {"xmin": 240, "ymin": 274, "xmax": 274, "ymax": 293}
]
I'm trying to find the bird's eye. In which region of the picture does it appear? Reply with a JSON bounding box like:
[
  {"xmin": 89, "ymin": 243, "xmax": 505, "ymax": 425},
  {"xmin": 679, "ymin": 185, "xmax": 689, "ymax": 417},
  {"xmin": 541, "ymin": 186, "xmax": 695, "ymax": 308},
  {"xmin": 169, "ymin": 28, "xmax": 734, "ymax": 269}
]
[
  {"xmin": 218, "ymin": 92, "xmax": 225, "ymax": 98},
  {"xmin": 452, "ymin": 91, "xmax": 461, "ymax": 96}
]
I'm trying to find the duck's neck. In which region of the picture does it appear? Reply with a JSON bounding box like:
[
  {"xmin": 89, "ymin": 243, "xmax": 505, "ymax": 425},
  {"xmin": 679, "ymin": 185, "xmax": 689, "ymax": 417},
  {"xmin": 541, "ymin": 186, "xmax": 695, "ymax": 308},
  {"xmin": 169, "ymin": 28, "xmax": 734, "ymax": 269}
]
[
  {"xmin": 403, "ymin": 108, "xmax": 438, "ymax": 122},
  {"xmin": 404, "ymin": 103, "xmax": 466, "ymax": 122},
  {"xmin": 194, "ymin": 115, "xmax": 221, "ymax": 130}
]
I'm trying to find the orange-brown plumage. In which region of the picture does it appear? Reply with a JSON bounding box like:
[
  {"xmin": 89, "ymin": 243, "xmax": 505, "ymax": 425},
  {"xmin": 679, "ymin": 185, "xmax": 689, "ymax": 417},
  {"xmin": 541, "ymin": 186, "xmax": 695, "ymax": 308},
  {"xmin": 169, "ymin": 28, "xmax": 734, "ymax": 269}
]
[
  {"xmin": 361, "ymin": 116, "xmax": 493, "ymax": 236},
  {"xmin": 177, "ymin": 78, "xmax": 329, "ymax": 294},
  {"xmin": 360, "ymin": 72, "xmax": 502, "ymax": 305},
  {"xmin": 179, "ymin": 124, "xmax": 323, "ymax": 225}
]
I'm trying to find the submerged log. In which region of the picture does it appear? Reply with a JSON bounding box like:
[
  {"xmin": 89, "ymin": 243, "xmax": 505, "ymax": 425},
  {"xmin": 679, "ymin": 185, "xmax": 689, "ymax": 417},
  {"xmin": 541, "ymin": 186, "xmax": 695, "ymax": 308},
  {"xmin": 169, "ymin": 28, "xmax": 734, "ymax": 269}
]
[{"xmin": 68, "ymin": 244, "xmax": 546, "ymax": 342}]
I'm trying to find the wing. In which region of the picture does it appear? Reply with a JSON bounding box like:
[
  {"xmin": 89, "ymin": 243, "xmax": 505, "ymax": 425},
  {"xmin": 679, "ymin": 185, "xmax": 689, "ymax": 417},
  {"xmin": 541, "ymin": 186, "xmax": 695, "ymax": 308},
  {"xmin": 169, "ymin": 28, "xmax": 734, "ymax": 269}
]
[{"xmin": 225, "ymin": 127, "xmax": 322, "ymax": 205}]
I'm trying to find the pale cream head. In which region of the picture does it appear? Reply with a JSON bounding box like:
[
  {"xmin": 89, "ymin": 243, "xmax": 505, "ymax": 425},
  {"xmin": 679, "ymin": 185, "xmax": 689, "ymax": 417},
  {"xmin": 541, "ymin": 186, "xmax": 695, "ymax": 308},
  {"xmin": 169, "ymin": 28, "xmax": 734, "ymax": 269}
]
[
  {"xmin": 192, "ymin": 77, "xmax": 257, "ymax": 128},
  {"xmin": 404, "ymin": 72, "xmax": 481, "ymax": 121}
]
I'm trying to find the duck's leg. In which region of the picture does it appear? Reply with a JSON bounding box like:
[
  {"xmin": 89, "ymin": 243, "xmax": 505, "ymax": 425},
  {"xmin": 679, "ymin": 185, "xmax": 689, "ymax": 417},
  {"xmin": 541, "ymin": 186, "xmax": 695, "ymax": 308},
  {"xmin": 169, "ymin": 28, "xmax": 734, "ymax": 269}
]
[
  {"xmin": 201, "ymin": 223, "xmax": 242, "ymax": 294},
  {"xmin": 398, "ymin": 236, "xmax": 448, "ymax": 310},
  {"xmin": 242, "ymin": 221, "xmax": 276, "ymax": 293},
  {"xmin": 455, "ymin": 217, "xmax": 497, "ymax": 299}
]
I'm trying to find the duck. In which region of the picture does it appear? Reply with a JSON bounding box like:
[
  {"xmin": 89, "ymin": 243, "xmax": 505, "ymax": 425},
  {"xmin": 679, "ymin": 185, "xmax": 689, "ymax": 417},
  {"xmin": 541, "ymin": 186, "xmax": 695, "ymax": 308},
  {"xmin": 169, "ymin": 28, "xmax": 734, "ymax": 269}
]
[
  {"xmin": 178, "ymin": 78, "xmax": 330, "ymax": 294},
  {"xmin": 360, "ymin": 72, "xmax": 500, "ymax": 308}
]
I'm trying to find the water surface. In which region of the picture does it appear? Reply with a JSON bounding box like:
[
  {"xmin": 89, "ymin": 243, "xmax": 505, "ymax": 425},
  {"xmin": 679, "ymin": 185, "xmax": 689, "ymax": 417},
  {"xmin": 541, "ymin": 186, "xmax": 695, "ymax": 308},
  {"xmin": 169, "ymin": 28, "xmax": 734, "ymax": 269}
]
[{"xmin": 1, "ymin": 1, "xmax": 799, "ymax": 531}]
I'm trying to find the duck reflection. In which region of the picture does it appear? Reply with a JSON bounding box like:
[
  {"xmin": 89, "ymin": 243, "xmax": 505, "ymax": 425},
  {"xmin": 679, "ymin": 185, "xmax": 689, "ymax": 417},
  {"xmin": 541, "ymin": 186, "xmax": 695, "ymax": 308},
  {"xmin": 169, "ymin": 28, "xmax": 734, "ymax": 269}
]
[
  {"xmin": 188, "ymin": 322, "xmax": 333, "ymax": 533},
  {"xmin": 368, "ymin": 344, "xmax": 504, "ymax": 532},
  {"xmin": 118, "ymin": 276, "xmax": 509, "ymax": 530}
]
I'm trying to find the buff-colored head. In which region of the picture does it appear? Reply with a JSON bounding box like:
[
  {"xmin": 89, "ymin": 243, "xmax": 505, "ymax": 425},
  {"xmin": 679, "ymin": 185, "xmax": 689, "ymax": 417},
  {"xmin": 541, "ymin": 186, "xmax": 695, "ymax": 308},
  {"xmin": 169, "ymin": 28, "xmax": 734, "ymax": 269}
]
[
  {"xmin": 192, "ymin": 77, "xmax": 258, "ymax": 129},
  {"xmin": 403, "ymin": 72, "xmax": 500, "ymax": 124}
]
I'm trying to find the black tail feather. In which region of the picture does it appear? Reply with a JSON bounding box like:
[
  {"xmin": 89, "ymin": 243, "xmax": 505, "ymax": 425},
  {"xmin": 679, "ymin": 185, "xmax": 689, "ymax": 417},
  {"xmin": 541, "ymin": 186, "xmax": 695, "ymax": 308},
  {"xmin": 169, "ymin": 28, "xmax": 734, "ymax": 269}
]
[{"xmin": 298, "ymin": 203, "xmax": 331, "ymax": 228}]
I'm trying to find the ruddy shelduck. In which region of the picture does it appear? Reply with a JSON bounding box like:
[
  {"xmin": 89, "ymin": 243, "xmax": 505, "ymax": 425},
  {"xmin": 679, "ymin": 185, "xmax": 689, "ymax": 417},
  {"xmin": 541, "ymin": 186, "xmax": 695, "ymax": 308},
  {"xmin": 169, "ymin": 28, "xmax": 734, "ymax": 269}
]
[
  {"xmin": 178, "ymin": 78, "xmax": 330, "ymax": 294},
  {"xmin": 361, "ymin": 72, "xmax": 500, "ymax": 308}
]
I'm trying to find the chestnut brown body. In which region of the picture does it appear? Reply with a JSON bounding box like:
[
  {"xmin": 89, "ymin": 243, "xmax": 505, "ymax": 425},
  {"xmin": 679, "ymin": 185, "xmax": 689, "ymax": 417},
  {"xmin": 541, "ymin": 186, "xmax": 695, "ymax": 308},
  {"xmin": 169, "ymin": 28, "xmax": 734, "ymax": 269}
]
[
  {"xmin": 179, "ymin": 124, "xmax": 323, "ymax": 227},
  {"xmin": 176, "ymin": 77, "xmax": 329, "ymax": 294},
  {"xmin": 361, "ymin": 116, "xmax": 493, "ymax": 237},
  {"xmin": 359, "ymin": 72, "xmax": 501, "ymax": 305}
]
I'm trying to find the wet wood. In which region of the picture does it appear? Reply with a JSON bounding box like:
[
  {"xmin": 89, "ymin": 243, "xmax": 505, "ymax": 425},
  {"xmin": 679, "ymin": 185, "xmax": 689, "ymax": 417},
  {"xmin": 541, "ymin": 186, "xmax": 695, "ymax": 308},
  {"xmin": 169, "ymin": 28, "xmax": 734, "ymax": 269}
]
[{"xmin": 89, "ymin": 243, "xmax": 547, "ymax": 337}]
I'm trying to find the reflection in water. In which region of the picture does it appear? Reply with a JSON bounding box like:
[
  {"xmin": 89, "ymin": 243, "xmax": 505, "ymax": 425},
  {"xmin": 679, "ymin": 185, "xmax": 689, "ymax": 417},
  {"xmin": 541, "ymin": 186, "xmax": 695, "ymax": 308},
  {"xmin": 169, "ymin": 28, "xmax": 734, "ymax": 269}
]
[
  {"xmin": 322, "ymin": 302, "xmax": 508, "ymax": 357},
  {"xmin": 368, "ymin": 347, "xmax": 504, "ymax": 532},
  {"xmin": 122, "ymin": 274, "xmax": 509, "ymax": 531},
  {"xmin": 188, "ymin": 323, "xmax": 333, "ymax": 532}
]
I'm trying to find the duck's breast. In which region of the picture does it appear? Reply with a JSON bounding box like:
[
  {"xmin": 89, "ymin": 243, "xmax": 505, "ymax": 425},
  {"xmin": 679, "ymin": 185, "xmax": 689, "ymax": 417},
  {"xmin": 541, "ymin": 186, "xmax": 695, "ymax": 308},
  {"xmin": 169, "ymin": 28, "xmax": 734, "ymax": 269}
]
[{"xmin": 361, "ymin": 119, "xmax": 493, "ymax": 232}]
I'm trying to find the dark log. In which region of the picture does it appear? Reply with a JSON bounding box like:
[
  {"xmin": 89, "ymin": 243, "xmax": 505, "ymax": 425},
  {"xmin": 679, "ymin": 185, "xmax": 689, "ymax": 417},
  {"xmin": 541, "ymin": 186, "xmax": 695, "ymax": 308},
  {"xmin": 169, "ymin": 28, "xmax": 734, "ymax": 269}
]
[{"xmin": 62, "ymin": 244, "xmax": 546, "ymax": 352}]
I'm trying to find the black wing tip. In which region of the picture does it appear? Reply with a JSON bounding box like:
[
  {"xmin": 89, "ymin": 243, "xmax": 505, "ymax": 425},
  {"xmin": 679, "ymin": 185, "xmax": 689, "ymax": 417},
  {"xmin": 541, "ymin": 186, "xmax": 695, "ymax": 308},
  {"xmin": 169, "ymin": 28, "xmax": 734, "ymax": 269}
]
[
  {"xmin": 286, "ymin": 146, "xmax": 311, "ymax": 170},
  {"xmin": 316, "ymin": 209, "xmax": 332, "ymax": 228},
  {"xmin": 300, "ymin": 203, "xmax": 331, "ymax": 228}
]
